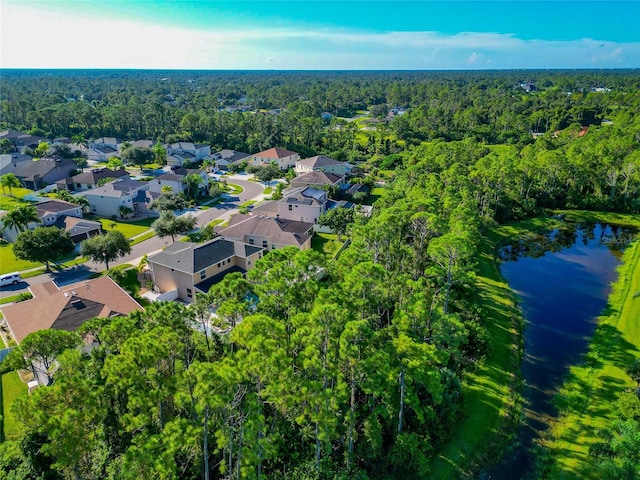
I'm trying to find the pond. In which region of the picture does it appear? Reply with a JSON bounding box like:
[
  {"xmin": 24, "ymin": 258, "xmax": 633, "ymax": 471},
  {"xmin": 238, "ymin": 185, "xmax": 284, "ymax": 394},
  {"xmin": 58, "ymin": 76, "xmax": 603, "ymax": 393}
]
[{"xmin": 484, "ymin": 222, "xmax": 635, "ymax": 479}]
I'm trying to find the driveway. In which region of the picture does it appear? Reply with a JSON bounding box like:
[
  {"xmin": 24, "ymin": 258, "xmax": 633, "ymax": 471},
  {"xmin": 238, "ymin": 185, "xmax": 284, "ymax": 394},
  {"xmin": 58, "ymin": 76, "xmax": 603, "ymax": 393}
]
[{"xmin": 0, "ymin": 176, "xmax": 268, "ymax": 298}]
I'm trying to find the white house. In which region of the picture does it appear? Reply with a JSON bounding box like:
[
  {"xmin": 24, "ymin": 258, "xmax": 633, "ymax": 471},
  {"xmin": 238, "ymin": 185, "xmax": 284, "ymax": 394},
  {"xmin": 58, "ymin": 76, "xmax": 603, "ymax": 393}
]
[
  {"xmin": 249, "ymin": 147, "xmax": 299, "ymax": 170},
  {"xmin": 166, "ymin": 142, "xmax": 211, "ymax": 167},
  {"xmin": 0, "ymin": 199, "xmax": 85, "ymax": 242},
  {"xmin": 85, "ymin": 137, "xmax": 121, "ymax": 162},
  {"xmin": 81, "ymin": 179, "xmax": 153, "ymax": 217}
]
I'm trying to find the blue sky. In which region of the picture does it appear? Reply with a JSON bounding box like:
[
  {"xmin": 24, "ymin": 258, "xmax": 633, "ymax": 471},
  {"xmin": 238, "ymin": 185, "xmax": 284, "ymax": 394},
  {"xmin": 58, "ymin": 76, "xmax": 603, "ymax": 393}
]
[{"xmin": 1, "ymin": 1, "xmax": 639, "ymax": 69}]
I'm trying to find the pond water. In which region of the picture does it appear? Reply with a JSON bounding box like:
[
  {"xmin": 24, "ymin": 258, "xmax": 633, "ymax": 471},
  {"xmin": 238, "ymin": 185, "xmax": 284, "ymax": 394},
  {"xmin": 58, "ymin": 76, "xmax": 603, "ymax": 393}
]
[{"xmin": 484, "ymin": 222, "xmax": 635, "ymax": 479}]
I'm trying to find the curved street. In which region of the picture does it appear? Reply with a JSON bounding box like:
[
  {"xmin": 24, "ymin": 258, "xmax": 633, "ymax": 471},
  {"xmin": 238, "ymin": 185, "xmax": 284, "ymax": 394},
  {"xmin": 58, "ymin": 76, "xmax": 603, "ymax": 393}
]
[{"xmin": 0, "ymin": 176, "xmax": 269, "ymax": 298}]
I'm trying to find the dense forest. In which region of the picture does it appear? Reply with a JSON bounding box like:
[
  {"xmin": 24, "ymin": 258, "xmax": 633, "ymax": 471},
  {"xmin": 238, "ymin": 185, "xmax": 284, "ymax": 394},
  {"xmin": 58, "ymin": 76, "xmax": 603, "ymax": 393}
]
[{"xmin": 0, "ymin": 70, "xmax": 639, "ymax": 479}]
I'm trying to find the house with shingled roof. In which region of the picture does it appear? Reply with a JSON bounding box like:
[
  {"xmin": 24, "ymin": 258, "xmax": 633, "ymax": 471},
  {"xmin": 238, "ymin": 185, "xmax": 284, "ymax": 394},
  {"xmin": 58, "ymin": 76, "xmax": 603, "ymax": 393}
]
[
  {"xmin": 13, "ymin": 157, "xmax": 76, "ymax": 190},
  {"xmin": 249, "ymin": 147, "xmax": 299, "ymax": 170},
  {"xmin": 216, "ymin": 214, "xmax": 313, "ymax": 251},
  {"xmin": 294, "ymin": 155, "xmax": 351, "ymax": 176},
  {"xmin": 79, "ymin": 179, "xmax": 157, "ymax": 217},
  {"xmin": 166, "ymin": 142, "xmax": 211, "ymax": 167},
  {"xmin": 0, "ymin": 276, "xmax": 143, "ymax": 345},
  {"xmin": 58, "ymin": 167, "xmax": 130, "ymax": 192},
  {"xmin": 290, "ymin": 171, "xmax": 345, "ymax": 189},
  {"xmin": 147, "ymin": 237, "xmax": 264, "ymax": 302}
]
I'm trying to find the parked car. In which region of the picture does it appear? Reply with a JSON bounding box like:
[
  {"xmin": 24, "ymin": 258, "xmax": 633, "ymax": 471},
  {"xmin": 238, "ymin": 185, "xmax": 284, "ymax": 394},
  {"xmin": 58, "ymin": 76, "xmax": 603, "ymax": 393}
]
[{"xmin": 0, "ymin": 272, "xmax": 21, "ymax": 287}]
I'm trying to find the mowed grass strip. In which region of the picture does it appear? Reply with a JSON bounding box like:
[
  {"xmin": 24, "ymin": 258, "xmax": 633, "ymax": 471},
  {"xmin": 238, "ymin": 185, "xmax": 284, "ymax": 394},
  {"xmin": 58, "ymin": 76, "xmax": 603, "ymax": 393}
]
[
  {"xmin": 540, "ymin": 211, "xmax": 640, "ymax": 479},
  {"xmin": 430, "ymin": 214, "xmax": 566, "ymax": 478},
  {"xmin": 1, "ymin": 371, "xmax": 26, "ymax": 441}
]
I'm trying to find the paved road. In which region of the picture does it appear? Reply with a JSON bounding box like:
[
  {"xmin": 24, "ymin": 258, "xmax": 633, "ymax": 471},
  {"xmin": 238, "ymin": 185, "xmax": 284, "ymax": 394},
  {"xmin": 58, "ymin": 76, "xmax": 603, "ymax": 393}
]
[{"xmin": 0, "ymin": 176, "xmax": 268, "ymax": 298}]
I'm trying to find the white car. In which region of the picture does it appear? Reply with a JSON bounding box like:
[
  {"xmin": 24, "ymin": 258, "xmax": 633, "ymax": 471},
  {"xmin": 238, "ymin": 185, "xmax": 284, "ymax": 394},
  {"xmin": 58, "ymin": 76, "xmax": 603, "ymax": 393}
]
[{"xmin": 0, "ymin": 272, "xmax": 21, "ymax": 287}]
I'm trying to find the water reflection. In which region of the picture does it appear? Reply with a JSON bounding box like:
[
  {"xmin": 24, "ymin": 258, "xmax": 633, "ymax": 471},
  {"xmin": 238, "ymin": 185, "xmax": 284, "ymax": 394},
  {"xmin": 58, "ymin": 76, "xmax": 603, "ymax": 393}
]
[{"xmin": 485, "ymin": 222, "xmax": 635, "ymax": 479}]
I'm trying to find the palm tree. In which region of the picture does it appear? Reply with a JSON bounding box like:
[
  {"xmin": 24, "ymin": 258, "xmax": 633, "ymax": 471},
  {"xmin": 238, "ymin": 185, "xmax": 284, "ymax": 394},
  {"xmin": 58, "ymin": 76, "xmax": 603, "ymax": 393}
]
[
  {"xmin": 0, "ymin": 173, "xmax": 21, "ymax": 197},
  {"xmin": 2, "ymin": 205, "xmax": 40, "ymax": 233}
]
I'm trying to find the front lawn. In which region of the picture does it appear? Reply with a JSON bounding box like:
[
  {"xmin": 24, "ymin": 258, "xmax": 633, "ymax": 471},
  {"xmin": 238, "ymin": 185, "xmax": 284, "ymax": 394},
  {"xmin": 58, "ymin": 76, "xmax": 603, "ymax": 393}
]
[
  {"xmin": 225, "ymin": 183, "xmax": 244, "ymax": 195},
  {"xmin": 1, "ymin": 371, "xmax": 26, "ymax": 441},
  {"xmin": 97, "ymin": 217, "xmax": 155, "ymax": 239},
  {"xmin": 0, "ymin": 243, "xmax": 40, "ymax": 274}
]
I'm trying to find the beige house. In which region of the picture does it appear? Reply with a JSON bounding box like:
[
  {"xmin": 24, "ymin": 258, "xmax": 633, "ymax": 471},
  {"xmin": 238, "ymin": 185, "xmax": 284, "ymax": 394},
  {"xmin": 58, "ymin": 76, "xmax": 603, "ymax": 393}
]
[
  {"xmin": 166, "ymin": 142, "xmax": 211, "ymax": 167},
  {"xmin": 249, "ymin": 147, "xmax": 299, "ymax": 170},
  {"xmin": 216, "ymin": 214, "xmax": 313, "ymax": 251},
  {"xmin": 294, "ymin": 155, "xmax": 351, "ymax": 176},
  {"xmin": 81, "ymin": 179, "xmax": 155, "ymax": 217},
  {"xmin": 147, "ymin": 237, "xmax": 264, "ymax": 302}
]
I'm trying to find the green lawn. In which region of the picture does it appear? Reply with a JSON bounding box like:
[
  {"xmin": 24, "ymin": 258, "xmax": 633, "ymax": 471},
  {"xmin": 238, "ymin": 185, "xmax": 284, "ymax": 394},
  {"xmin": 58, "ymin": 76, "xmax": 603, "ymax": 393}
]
[
  {"xmin": 225, "ymin": 183, "xmax": 244, "ymax": 195},
  {"xmin": 0, "ymin": 188, "xmax": 37, "ymax": 210},
  {"xmin": 239, "ymin": 200, "xmax": 257, "ymax": 208},
  {"xmin": 0, "ymin": 243, "xmax": 41, "ymax": 274},
  {"xmin": 0, "ymin": 371, "xmax": 26, "ymax": 441},
  {"xmin": 311, "ymin": 233, "xmax": 344, "ymax": 258},
  {"xmin": 540, "ymin": 211, "xmax": 640, "ymax": 478},
  {"xmin": 97, "ymin": 217, "xmax": 155, "ymax": 238}
]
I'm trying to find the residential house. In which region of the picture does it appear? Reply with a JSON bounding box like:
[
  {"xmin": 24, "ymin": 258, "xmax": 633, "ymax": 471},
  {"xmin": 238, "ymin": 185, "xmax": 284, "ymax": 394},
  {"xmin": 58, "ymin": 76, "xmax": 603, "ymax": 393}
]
[
  {"xmin": 0, "ymin": 152, "xmax": 33, "ymax": 175},
  {"xmin": 0, "ymin": 130, "xmax": 24, "ymax": 145},
  {"xmin": 54, "ymin": 216, "xmax": 103, "ymax": 243},
  {"xmin": 289, "ymin": 171, "xmax": 345, "ymax": 189},
  {"xmin": 147, "ymin": 237, "xmax": 264, "ymax": 302},
  {"xmin": 80, "ymin": 179, "xmax": 155, "ymax": 217},
  {"xmin": 216, "ymin": 214, "xmax": 313, "ymax": 251},
  {"xmin": 16, "ymin": 134, "xmax": 48, "ymax": 153},
  {"xmin": 147, "ymin": 168, "xmax": 208, "ymax": 195},
  {"xmin": 211, "ymin": 149, "xmax": 251, "ymax": 171},
  {"xmin": 13, "ymin": 157, "xmax": 76, "ymax": 190},
  {"xmin": 129, "ymin": 139, "xmax": 155, "ymax": 149},
  {"xmin": 1, "ymin": 199, "xmax": 91, "ymax": 242},
  {"xmin": 85, "ymin": 137, "xmax": 121, "ymax": 162},
  {"xmin": 0, "ymin": 276, "xmax": 142, "ymax": 345},
  {"xmin": 294, "ymin": 155, "xmax": 351, "ymax": 176},
  {"xmin": 58, "ymin": 167, "xmax": 130, "ymax": 192},
  {"xmin": 252, "ymin": 186, "xmax": 329, "ymax": 224},
  {"xmin": 249, "ymin": 147, "xmax": 299, "ymax": 170},
  {"xmin": 166, "ymin": 142, "xmax": 211, "ymax": 167}
]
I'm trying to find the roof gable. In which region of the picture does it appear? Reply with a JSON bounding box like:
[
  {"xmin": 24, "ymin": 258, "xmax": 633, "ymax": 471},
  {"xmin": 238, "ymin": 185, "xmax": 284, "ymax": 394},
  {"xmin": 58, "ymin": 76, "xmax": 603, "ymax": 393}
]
[{"xmin": 254, "ymin": 147, "xmax": 298, "ymax": 159}]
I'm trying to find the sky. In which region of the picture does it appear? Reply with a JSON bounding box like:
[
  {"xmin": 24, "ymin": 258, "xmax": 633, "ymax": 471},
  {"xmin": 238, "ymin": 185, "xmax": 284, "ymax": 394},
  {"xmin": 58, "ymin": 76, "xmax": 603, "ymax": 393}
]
[{"xmin": 1, "ymin": 0, "xmax": 639, "ymax": 70}]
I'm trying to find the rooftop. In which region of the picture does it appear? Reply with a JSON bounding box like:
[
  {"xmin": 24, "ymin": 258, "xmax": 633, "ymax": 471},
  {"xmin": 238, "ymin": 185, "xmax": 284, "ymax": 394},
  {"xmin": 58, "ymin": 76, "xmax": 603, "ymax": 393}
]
[
  {"xmin": 148, "ymin": 237, "xmax": 263, "ymax": 274},
  {"xmin": 1, "ymin": 276, "xmax": 142, "ymax": 343},
  {"xmin": 254, "ymin": 147, "xmax": 298, "ymax": 159},
  {"xmin": 297, "ymin": 155, "xmax": 343, "ymax": 168},
  {"xmin": 218, "ymin": 214, "xmax": 313, "ymax": 247}
]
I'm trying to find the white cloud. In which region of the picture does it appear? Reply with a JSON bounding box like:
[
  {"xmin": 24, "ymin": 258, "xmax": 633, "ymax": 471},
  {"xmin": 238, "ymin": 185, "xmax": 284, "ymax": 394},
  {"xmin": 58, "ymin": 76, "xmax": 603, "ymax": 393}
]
[{"xmin": 1, "ymin": 3, "xmax": 638, "ymax": 69}]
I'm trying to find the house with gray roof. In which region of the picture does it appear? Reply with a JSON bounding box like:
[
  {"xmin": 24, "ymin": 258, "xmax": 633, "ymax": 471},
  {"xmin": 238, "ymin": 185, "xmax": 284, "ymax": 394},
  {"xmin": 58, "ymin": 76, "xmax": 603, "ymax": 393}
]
[
  {"xmin": 57, "ymin": 167, "xmax": 130, "ymax": 192},
  {"xmin": 0, "ymin": 152, "xmax": 34, "ymax": 175},
  {"xmin": 289, "ymin": 171, "xmax": 345, "ymax": 189},
  {"xmin": 295, "ymin": 155, "xmax": 351, "ymax": 176},
  {"xmin": 147, "ymin": 168, "xmax": 208, "ymax": 195},
  {"xmin": 80, "ymin": 179, "xmax": 156, "ymax": 217},
  {"xmin": 216, "ymin": 214, "xmax": 313, "ymax": 251},
  {"xmin": 166, "ymin": 142, "xmax": 211, "ymax": 167},
  {"xmin": 147, "ymin": 237, "xmax": 264, "ymax": 302},
  {"xmin": 13, "ymin": 157, "xmax": 76, "ymax": 190},
  {"xmin": 211, "ymin": 149, "xmax": 251, "ymax": 170}
]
